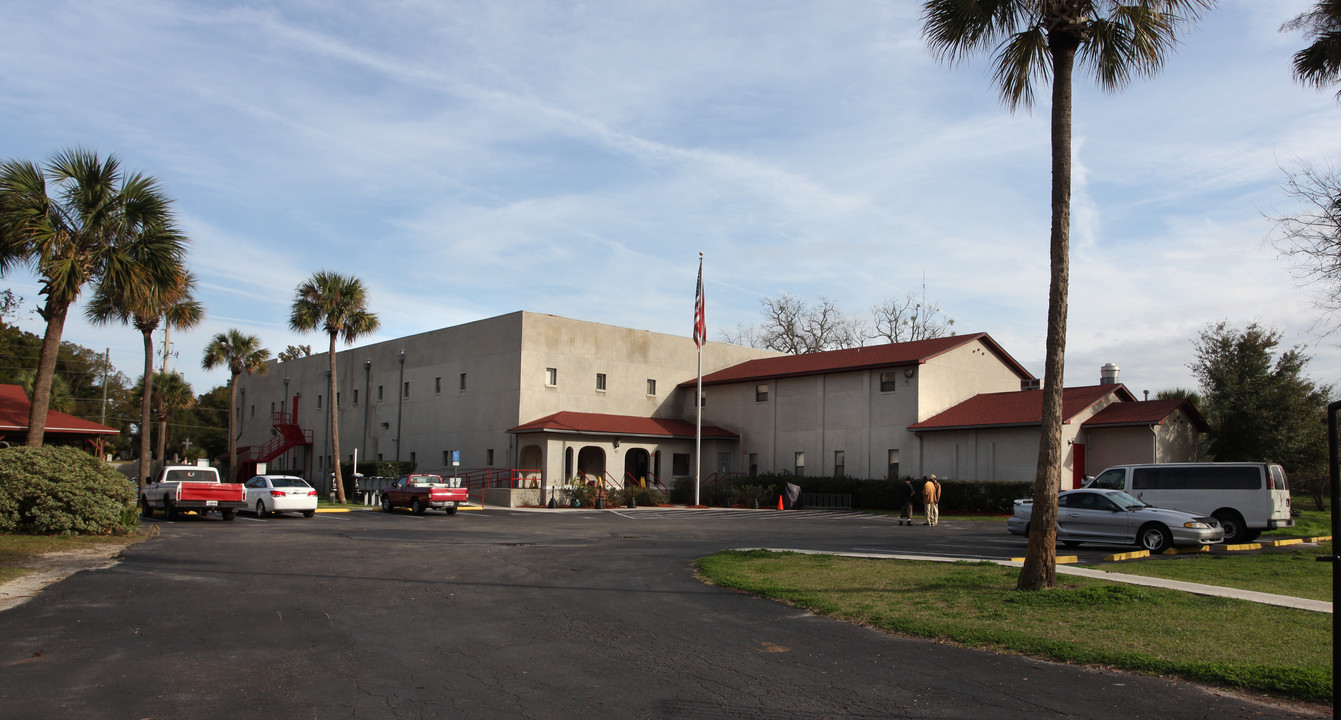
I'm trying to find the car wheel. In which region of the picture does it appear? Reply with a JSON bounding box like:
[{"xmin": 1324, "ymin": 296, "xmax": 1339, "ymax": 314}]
[
  {"xmin": 1138, "ymin": 523, "xmax": 1173, "ymax": 553},
  {"xmin": 256, "ymin": 500, "xmax": 269, "ymax": 518},
  {"xmin": 446, "ymin": 506, "xmax": 458, "ymax": 516},
  {"xmin": 140, "ymin": 496, "xmax": 154, "ymax": 518},
  {"xmin": 164, "ymin": 499, "xmax": 177, "ymax": 520},
  {"xmin": 302, "ymin": 510, "xmax": 315, "ymax": 518},
  {"xmin": 411, "ymin": 498, "xmax": 425, "ymax": 515},
  {"xmin": 222, "ymin": 509, "xmax": 236, "ymax": 521},
  {"xmin": 1213, "ymin": 511, "xmax": 1248, "ymax": 543},
  {"xmin": 380, "ymin": 495, "xmax": 392, "ymax": 512}
]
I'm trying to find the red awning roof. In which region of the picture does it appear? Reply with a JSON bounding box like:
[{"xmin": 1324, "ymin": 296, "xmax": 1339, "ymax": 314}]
[
  {"xmin": 681, "ymin": 333, "xmax": 1033, "ymax": 388},
  {"xmin": 0, "ymin": 384, "xmax": 120, "ymax": 436},
  {"xmin": 909, "ymin": 384, "xmax": 1137, "ymax": 431},
  {"xmin": 509, "ymin": 411, "xmax": 737, "ymax": 439}
]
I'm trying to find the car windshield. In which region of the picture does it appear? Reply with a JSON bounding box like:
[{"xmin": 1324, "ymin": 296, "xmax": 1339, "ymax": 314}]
[{"xmin": 1107, "ymin": 491, "xmax": 1148, "ymax": 510}]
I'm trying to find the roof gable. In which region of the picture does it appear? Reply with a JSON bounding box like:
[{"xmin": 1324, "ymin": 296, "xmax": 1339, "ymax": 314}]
[
  {"xmin": 910, "ymin": 384, "xmax": 1137, "ymax": 431},
  {"xmin": 682, "ymin": 333, "xmax": 1032, "ymax": 387},
  {"xmin": 1084, "ymin": 397, "xmax": 1211, "ymax": 432},
  {"xmin": 509, "ymin": 411, "xmax": 738, "ymax": 439}
]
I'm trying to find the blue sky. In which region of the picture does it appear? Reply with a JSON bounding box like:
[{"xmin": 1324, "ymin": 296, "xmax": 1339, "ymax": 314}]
[{"xmin": 1, "ymin": 0, "xmax": 1337, "ymax": 399}]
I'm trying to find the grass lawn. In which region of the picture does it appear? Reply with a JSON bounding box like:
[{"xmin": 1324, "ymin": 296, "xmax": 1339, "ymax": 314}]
[
  {"xmin": 695, "ymin": 550, "xmax": 1332, "ymax": 704},
  {"xmin": 1086, "ymin": 543, "xmax": 1334, "ymax": 601},
  {"xmin": 1265, "ymin": 509, "xmax": 1333, "ymax": 539}
]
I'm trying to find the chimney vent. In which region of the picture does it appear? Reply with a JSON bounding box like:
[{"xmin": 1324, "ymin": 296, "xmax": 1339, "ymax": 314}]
[{"xmin": 1100, "ymin": 363, "xmax": 1120, "ymax": 385}]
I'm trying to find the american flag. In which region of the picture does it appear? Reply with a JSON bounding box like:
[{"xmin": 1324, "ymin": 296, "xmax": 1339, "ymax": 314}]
[{"xmin": 693, "ymin": 257, "xmax": 705, "ymax": 348}]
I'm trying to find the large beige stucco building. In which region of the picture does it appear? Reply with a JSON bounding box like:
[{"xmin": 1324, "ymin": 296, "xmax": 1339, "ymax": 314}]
[{"xmin": 233, "ymin": 311, "xmax": 1205, "ymax": 500}]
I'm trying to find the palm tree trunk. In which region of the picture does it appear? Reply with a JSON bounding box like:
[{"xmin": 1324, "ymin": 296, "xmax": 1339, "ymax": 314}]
[
  {"xmin": 139, "ymin": 329, "xmax": 155, "ymax": 489},
  {"xmin": 328, "ymin": 331, "xmax": 345, "ymax": 503},
  {"xmin": 227, "ymin": 373, "xmax": 239, "ymax": 482},
  {"xmin": 25, "ymin": 301, "xmax": 69, "ymax": 447},
  {"xmin": 1018, "ymin": 37, "xmax": 1077, "ymax": 592}
]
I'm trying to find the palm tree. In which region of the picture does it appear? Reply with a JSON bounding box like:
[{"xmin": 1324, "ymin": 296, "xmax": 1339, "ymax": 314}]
[
  {"xmin": 0, "ymin": 148, "xmax": 187, "ymax": 446},
  {"xmin": 88, "ymin": 270, "xmax": 204, "ymax": 488},
  {"xmin": 1285, "ymin": 0, "xmax": 1341, "ymax": 97},
  {"xmin": 921, "ymin": 0, "xmax": 1214, "ymax": 590},
  {"xmin": 289, "ymin": 271, "xmax": 380, "ymax": 503},
  {"xmin": 202, "ymin": 329, "xmax": 271, "ymax": 482},
  {"xmin": 151, "ymin": 371, "xmax": 195, "ymax": 467}
]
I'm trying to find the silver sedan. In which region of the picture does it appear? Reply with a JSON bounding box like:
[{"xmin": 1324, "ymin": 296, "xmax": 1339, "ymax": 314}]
[{"xmin": 1006, "ymin": 488, "xmax": 1223, "ymax": 553}]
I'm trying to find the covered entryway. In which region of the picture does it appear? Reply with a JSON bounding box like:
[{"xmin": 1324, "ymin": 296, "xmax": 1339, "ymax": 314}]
[
  {"xmin": 576, "ymin": 446, "xmax": 606, "ymax": 483},
  {"xmin": 624, "ymin": 447, "xmax": 650, "ymax": 488}
]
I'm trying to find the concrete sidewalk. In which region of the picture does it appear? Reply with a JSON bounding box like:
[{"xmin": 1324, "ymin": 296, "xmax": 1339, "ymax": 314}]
[{"xmin": 747, "ymin": 547, "xmax": 1333, "ymax": 613}]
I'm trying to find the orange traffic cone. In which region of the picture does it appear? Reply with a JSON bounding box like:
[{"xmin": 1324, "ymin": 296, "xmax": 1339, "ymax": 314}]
[{"xmin": 777, "ymin": 495, "xmax": 784, "ymax": 511}]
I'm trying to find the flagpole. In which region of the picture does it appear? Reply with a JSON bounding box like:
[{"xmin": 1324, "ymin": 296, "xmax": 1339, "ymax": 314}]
[{"xmin": 694, "ymin": 252, "xmax": 704, "ymax": 507}]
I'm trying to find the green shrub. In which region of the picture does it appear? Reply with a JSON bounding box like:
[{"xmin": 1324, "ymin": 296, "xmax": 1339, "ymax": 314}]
[{"xmin": 0, "ymin": 446, "xmax": 138, "ymax": 535}]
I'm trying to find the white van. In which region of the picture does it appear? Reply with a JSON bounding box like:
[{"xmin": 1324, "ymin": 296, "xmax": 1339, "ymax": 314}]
[{"xmin": 1086, "ymin": 463, "xmax": 1292, "ymax": 543}]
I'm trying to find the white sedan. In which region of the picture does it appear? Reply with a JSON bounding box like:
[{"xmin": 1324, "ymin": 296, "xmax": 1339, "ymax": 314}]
[{"xmin": 244, "ymin": 475, "xmax": 318, "ymax": 518}]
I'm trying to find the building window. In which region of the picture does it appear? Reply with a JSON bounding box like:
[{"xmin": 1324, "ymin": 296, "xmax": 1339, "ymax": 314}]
[
  {"xmin": 459, "ymin": 373, "xmax": 467, "ymax": 391},
  {"xmin": 646, "ymin": 379, "xmax": 656, "ymax": 396},
  {"xmin": 270, "ymin": 402, "xmax": 275, "ymax": 414},
  {"xmin": 748, "ymin": 453, "xmax": 758, "ymax": 476},
  {"xmin": 880, "ymin": 371, "xmax": 898, "ymax": 393},
  {"xmin": 834, "ymin": 451, "xmax": 845, "ymax": 478},
  {"xmin": 353, "ymin": 389, "xmax": 359, "ymax": 405},
  {"xmin": 672, "ymin": 453, "xmax": 691, "ymax": 476},
  {"xmin": 250, "ymin": 405, "xmax": 255, "ymax": 417},
  {"xmin": 442, "ymin": 451, "xmax": 450, "ymax": 466},
  {"xmin": 403, "ymin": 381, "xmax": 410, "ymax": 398},
  {"xmin": 888, "ymin": 449, "xmax": 900, "ymax": 480},
  {"xmin": 336, "ymin": 392, "xmax": 340, "ymax": 407},
  {"xmin": 545, "ymin": 367, "xmax": 558, "ymax": 386},
  {"xmin": 755, "ymin": 383, "xmax": 768, "ymax": 402},
  {"xmin": 317, "ymin": 395, "xmax": 323, "ymax": 410},
  {"xmin": 486, "ymin": 449, "xmax": 494, "ymax": 466},
  {"xmin": 410, "ymin": 452, "xmax": 416, "ymax": 466},
  {"xmin": 435, "ymin": 376, "xmax": 442, "ymax": 394},
  {"xmin": 596, "ymin": 373, "xmax": 607, "ymax": 391},
  {"xmin": 794, "ymin": 451, "xmax": 805, "ymax": 477}
]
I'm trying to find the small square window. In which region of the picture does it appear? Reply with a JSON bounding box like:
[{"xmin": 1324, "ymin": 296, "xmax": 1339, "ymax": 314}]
[
  {"xmin": 336, "ymin": 392, "xmax": 340, "ymax": 407},
  {"xmin": 646, "ymin": 379, "xmax": 656, "ymax": 396},
  {"xmin": 545, "ymin": 367, "xmax": 557, "ymax": 386},
  {"xmin": 596, "ymin": 373, "xmax": 607, "ymax": 391},
  {"xmin": 755, "ymin": 383, "xmax": 768, "ymax": 402},
  {"xmin": 880, "ymin": 371, "xmax": 898, "ymax": 392},
  {"xmin": 317, "ymin": 396, "xmax": 323, "ymax": 410}
]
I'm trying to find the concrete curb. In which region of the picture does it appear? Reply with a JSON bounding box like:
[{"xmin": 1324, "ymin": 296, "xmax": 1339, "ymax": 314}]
[{"xmin": 740, "ymin": 547, "xmax": 1333, "ymax": 614}]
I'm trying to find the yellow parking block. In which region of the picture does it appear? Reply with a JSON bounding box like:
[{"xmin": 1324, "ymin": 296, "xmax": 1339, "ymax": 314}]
[
  {"xmin": 1266, "ymin": 538, "xmax": 1302, "ymax": 547},
  {"xmin": 1222, "ymin": 543, "xmax": 1261, "ymax": 552},
  {"xmin": 315, "ymin": 507, "xmax": 355, "ymax": 513},
  {"xmin": 1008, "ymin": 555, "xmax": 1079, "ymax": 563},
  {"xmin": 1306, "ymin": 536, "xmax": 1332, "ymax": 543},
  {"xmin": 1162, "ymin": 546, "xmax": 1208, "ymax": 555},
  {"xmin": 1103, "ymin": 550, "xmax": 1150, "ymax": 562}
]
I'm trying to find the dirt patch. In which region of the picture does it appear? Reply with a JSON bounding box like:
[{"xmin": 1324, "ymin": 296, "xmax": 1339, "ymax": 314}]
[{"xmin": 0, "ymin": 540, "xmax": 135, "ymax": 612}]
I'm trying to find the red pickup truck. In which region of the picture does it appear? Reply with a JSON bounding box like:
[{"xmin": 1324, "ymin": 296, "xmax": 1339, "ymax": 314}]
[{"xmin": 379, "ymin": 474, "xmax": 468, "ymax": 515}]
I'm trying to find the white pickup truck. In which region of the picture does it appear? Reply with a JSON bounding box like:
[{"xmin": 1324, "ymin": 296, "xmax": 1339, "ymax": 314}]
[{"xmin": 140, "ymin": 463, "xmax": 246, "ymax": 521}]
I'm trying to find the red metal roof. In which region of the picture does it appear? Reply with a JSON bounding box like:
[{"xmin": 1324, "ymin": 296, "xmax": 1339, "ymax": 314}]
[
  {"xmin": 680, "ymin": 333, "xmax": 1033, "ymax": 387},
  {"xmin": 0, "ymin": 384, "xmax": 120, "ymax": 436},
  {"xmin": 1083, "ymin": 397, "xmax": 1211, "ymax": 432},
  {"xmin": 509, "ymin": 411, "xmax": 737, "ymax": 439},
  {"xmin": 909, "ymin": 384, "xmax": 1137, "ymax": 431}
]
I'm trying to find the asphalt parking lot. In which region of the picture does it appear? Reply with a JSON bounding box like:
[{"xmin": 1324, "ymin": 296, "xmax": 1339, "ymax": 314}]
[{"xmin": 0, "ymin": 507, "xmax": 1327, "ymax": 719}]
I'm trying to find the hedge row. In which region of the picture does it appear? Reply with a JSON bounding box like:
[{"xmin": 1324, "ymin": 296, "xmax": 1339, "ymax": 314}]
[
  {"xmin": 673, "ymin": 473, "xmax": 1034, "ymax": 514},
  {"xmin": 0, "ymin": 446, "xmax": 138, "ymax": 535}
]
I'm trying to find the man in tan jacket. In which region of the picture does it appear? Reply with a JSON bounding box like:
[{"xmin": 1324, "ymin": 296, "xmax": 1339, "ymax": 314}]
[{"xmin": 922, "ymin": 475, "xmax": 941, "ymax": 526}]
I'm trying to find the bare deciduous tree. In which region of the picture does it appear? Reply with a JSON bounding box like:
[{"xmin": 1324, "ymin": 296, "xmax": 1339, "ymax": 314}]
[
  {"xmin": 1269, "ymin": 160, "xmax": 1341, "ymax": 332},
  {"xmin": 868, "ymin": 293, "xmax": 955, "ymax": 343},
  {"xmin": 723, "ymin": 294, "xmax": 865, "ymax": 354}
]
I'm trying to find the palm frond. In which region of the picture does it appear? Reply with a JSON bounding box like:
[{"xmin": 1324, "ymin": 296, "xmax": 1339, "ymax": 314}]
[{"xmin": 993, "ymin": 27, "xmax": 1050, "ymax": 110}]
